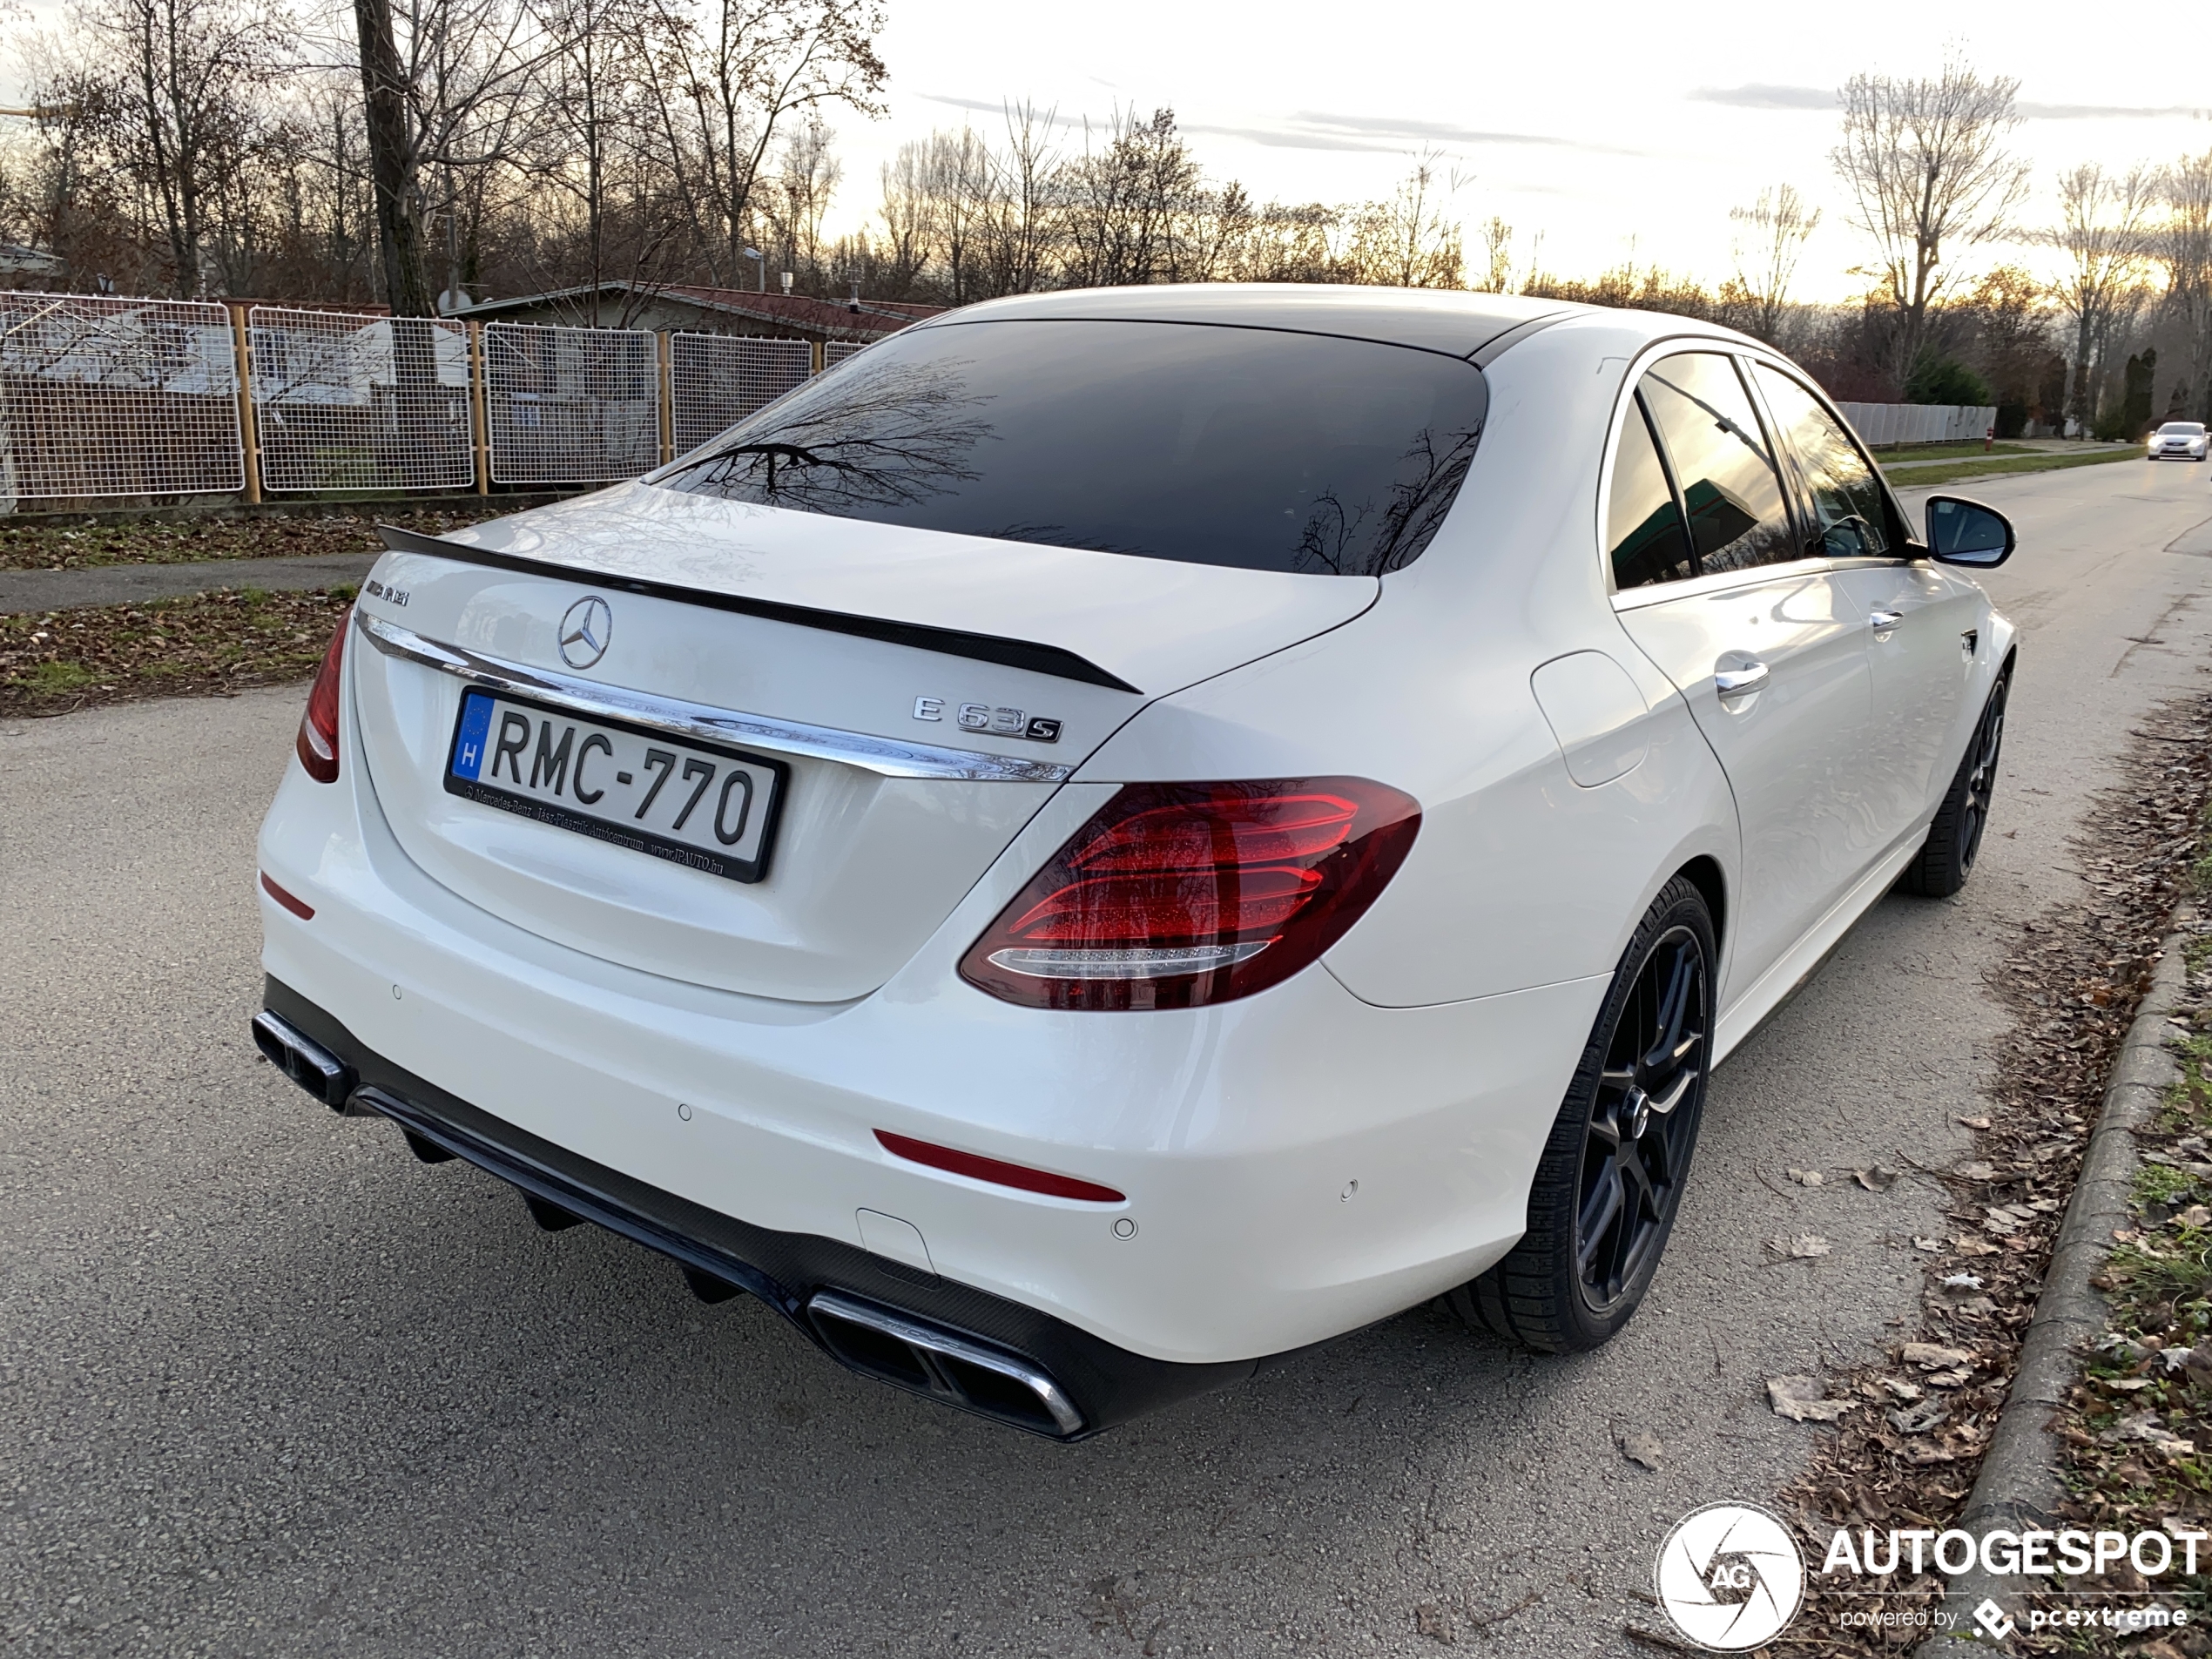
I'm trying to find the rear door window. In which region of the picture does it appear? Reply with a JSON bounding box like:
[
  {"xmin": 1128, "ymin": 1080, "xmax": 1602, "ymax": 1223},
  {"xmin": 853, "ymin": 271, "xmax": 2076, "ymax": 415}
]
[
  {"xmin": 654, "ymin": 319, "xmax": 1489, "ymax": 577},
  {"xmin": 1606, "ymin": 393, "xmax": 1696, "ymax": 590},
  {"xmin": 1637, "ymin": 353, "xmax": 1797, "ymax": 577},
  {"xmin": 1751, "ymin": 365, "xmax": 1897, "ymax": 559}
]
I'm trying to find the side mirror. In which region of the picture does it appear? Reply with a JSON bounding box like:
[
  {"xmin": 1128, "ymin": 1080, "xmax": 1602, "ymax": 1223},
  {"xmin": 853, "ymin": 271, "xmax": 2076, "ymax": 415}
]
[{"xmin": 1925, "ymin": 495, "xmax": 2015, "ymax": 568}]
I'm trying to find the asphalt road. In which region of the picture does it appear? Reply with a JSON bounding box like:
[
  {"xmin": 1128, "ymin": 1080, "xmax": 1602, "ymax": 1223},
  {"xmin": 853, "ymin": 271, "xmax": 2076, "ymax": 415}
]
[{"xmin": 6, "ymin": 459, "xmax": 2212, "ymax": 1658}]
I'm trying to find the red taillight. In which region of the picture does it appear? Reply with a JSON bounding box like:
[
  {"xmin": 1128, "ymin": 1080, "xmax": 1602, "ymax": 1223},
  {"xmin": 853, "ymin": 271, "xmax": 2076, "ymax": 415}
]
[
  {"xmin": 296, "ymin": 607, "xmax": 349, "ymax": 783},
  {"xmin": 959, "ymin": 778, "xmax": 1421, "ymax": 1011}
]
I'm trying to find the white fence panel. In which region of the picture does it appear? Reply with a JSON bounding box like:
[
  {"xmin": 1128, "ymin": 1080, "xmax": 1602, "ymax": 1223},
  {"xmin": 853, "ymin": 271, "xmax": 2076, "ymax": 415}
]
[
  {"xmin": 823, "ymin": 340, "xmax": 868, "ymax": 368},
  {"xmin": 484, "ymin": 321, "xmax": 659, "ymax": 484},
  {"xmin": 1836, "ymin": 401, "xmax": 1998, "ymax": 447},
  {"xmin": 0, "ymin": 291, "xmax": 244, "ymax": 501},
  {"xmin": 250, "ymin": 307, "xmax": 474, "ymax": 492},
  {"xmin": 667, "ymin": 334, "xmax": 812, "ymax": 454}
]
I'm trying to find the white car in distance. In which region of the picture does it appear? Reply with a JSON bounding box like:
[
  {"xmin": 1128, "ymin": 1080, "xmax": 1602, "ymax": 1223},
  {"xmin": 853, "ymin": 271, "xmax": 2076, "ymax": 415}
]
[
  {"xmin": 252, "ymin": 287, "xmax": 2018, "ymax": 1439},
  {"xmin": 2148, "ymin": 420, "xmax": 2209, "ymax": 461}
]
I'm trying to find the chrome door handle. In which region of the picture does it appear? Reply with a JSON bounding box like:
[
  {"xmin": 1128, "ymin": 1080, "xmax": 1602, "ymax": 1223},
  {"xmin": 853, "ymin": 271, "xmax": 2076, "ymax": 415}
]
[
  {"xmin": 1714, "ymin": 661, "xmax": 1770, "ymax": 698},
  {"xmin": 1869, "ymin": 609, "xmax": 1903, "ymax": 637}
]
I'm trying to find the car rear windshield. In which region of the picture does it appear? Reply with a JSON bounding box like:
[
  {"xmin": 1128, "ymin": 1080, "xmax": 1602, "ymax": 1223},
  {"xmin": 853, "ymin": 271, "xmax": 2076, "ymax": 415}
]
[{"xmin": 654, "ymin": 318, "xmax": 1489, "ymax": 577}]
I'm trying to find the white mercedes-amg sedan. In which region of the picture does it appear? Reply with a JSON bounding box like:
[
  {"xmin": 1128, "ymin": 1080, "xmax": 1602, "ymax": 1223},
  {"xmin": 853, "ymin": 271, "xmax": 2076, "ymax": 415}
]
[{"xmin": 252, "ymin": 286, "xmax": 2017, "ymax": 1438}]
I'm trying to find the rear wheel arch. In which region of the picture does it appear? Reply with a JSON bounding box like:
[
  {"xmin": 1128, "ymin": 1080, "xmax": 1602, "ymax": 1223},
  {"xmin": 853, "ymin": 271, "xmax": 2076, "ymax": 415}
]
[{"xmin": 1673, "ymin": 854, "xmax": 1726, "ymax": 968}]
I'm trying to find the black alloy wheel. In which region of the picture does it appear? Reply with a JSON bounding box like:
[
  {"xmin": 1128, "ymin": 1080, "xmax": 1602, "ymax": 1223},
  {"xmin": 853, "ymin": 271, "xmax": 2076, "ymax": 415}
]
[
  {"xmin": 1576, "ymin": 923, "xmax": 1708, "ymax": 1314},
  {"xmin": 1903, "ymin": 671, "xmax": 2010, "ymax": 899},
  {"xmin": 1451, "ymin": 877, "xmax": 1716, "ymax": 1353}
]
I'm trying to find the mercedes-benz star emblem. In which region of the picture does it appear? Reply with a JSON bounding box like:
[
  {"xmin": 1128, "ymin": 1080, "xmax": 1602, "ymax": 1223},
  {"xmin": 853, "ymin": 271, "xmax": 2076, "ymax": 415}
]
[{"xmin": 558, "ymin": 596, "xmax": 612, "ymax": 670}]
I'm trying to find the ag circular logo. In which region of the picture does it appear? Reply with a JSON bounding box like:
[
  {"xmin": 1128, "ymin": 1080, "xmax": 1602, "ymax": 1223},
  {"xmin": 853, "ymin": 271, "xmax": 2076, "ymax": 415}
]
[
  {"xmin": 1655, "ymin": 1502, "xmax": 1805, "ymax": 1651},
  {"xmin": 558, "ymin": 596, "xmax": 612, "ymax": 670}
]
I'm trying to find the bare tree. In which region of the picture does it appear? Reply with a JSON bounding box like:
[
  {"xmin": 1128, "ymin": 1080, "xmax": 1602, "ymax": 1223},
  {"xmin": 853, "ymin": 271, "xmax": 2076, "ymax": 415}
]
[
  {"xmin": 1474, "ymin": 214, "xmax": 1513, "ymax": 293},
  {"xmin": 2046, "ymin": 162, "xmax": 2157, "ymax": 432},
  {"xmin": 341, "ymin": 0, "xmax": 542, "ymax": 315},
  {"xmin": 637, "ymin": 0, "xmax": 883, "ymax": 290},
  {"xmin": 29, "ymin": 0, "xmax": 287, "ymax": 297},
  {"xmin": 1729, "ymin": 183, "xmax": 1820, "ymax": 344},
  {"xmin": 1342, "ymin": 154, "xmax": 1463, "ymax": 288},
  {"xmin": 764, "ymin": 108, "xmax": 838, "ymax": 285},
  {"xmin": 1062, "ymin": 106, "xmax": 1201, "ymax": 287},
  {"xmin": 1832, "ymin": 59, "xmax": 2029, "ymax": 385},
  {"xmin": 2161, "ymin": 152, "xmax": 2212, "ymax": 421}
]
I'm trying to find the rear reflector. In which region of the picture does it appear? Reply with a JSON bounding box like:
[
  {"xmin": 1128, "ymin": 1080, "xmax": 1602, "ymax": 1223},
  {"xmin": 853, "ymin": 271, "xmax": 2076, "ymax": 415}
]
[
  {"xmin": 959, "ymin": 777, "xmax": 1420, "ymax": 1010},
  {"xmin": 260, "ymin": 872, "xmax": 314, "ymax": 919},
  {"xmin": 296, "ymin": 608, "xmax": 350, "ymax": 784},
  {"xmin": 874, "ymin": 1130, "xmax": 1125, "ymax": 1204}
]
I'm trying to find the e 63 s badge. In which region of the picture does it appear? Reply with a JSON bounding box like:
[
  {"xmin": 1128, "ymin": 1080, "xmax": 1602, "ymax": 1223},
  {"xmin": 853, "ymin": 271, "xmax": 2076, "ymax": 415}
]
[{"xmin": 913, "ymin": 696, "xmax": 1062, "ymax": 744}]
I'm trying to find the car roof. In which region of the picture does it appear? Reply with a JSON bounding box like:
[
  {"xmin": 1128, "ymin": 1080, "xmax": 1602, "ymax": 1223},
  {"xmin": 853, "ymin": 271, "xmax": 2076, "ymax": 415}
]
[{"xmin": 919, "ymin": 284, "xmax": 1586, "ymax": 359}]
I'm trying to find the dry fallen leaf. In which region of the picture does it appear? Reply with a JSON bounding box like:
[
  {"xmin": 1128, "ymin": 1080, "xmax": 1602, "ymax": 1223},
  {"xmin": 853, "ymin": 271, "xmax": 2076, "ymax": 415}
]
[
  {"xmin": 1621, "ymin": 1429, "xmax": 1663, "ymax": 1470},
  {"xmin": 2178, "ymin": 1204, "xmax": 2212, "ymax": 1228},
  {"xmin": 1769, "ymin": 1234, "xmax": 1832, "ymax": 1259},
  {"xmin": 1957, "ymin": 1116, "xmax": 1993, "ymax": 1130},
  {"xmin": 1887, "ymin": 1399, "xmax": 1949, "ymax": 1434},
  {"xmin": 1955, "ymin": 1237, "xmax": 2000, "ymax": 1257},
  {"xmin": 1902, "ymin": 1342, "xmax": 1975, "ymax": 1370},
  {"xmin": 1959, "ymin": 1162, "xmax": 1996, "ymax": 1182},
  {"xmin": 1852, "ymin": 1166, "xmax": 1900, "ymax": 1192},
  {"xmin": 1768, "ymin": 1376, "xmax": 1852, "ymax": 1423}
]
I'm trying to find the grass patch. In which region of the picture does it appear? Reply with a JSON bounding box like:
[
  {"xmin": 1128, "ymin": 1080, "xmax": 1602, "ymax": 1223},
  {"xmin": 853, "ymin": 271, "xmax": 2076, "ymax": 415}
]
[
  {"xmin": 1883, "ymin": 447, "xmax": 2152, "ymax": 490},
  {"xmin": 0, "ymin": 507, "xmax": 495, "ymax": 573},
  {"xmin": 0, "ymin": 586, "xmax": 356, "ymax": 717},
  {"xmin": 1870, "ymin": 441, "xmax": 2042, "ymax": 461}
]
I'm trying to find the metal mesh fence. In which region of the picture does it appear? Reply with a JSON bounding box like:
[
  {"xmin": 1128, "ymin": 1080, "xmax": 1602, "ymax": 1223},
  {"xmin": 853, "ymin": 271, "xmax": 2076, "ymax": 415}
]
[
  {"xmin": 823, "ymin": 341, "xmax": 868, "ymax": 368},
  {"xmin": 249, "ymin": 307, "xmax": 474, "ymax": 492},
  {"xmin": 0, "ymin": 292, "xmax": 244, "ymax": 502},
  {"xmin": 484, "ymin": 321, "xmax": 659, "ymax": 484},
  {"xmin": 668, "ymin": 333, "xmax": 812, "ymax": 454}
]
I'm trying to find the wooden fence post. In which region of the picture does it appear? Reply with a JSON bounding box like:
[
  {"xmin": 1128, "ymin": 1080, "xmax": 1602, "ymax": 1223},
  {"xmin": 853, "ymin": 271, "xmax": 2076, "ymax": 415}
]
[
  {"xmin": 469, "ymin": 321, "xmax": 490, "ymax": 495},
  {"xmin": 658, "ymin": 332, "xmax": 675, "ymax": 464},
  {"xmin": 227, "ymin": 303, "xmax": 261, "ymax": 504}
]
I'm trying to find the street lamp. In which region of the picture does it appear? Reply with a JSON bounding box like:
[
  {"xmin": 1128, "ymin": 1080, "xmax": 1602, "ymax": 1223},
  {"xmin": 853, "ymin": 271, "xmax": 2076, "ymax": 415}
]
[{"xmin": 743, "ymin": 246, "xmax": 765, "ymax": 293}]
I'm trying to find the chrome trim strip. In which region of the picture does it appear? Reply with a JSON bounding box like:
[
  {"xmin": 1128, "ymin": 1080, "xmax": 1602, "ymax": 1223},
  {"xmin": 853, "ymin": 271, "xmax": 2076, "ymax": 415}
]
[
  {"xmin": 1608, "ymin": 555, "xmax": 1915, "ymax": 612},
  {"xmin": 354, "ymin": 611, "xmax": 1075, "ymax": 783},
  {"xmin": 807, "ymin": 1291, "xmax": 1085, "ymax": 1436}
]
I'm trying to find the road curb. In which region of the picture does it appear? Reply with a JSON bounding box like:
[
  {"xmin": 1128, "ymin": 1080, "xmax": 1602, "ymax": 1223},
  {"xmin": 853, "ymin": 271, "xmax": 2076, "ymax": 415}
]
[{"xmin": 1912, "ymin": 910, "xmax": 2192, "ymax": 1655}]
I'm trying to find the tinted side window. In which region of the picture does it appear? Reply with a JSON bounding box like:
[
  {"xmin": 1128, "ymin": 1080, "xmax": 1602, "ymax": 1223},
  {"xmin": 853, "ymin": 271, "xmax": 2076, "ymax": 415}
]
[
  {"xmin": 1607, "ymin": 393, "xmax": 1696, "ymax": 589},
  {"xmin": 1638, "ymin": 354, "xmax": 1796, "ymax": 576},
  {"xmin": 1752, "ymin": 365, "xmax": 1893, "ymax": 558}
]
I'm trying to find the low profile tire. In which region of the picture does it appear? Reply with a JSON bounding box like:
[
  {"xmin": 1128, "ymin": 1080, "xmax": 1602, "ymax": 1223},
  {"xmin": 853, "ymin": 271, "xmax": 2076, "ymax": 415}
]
[
  {"xmin": 1448, "ymin": 877, "xmax": 1715, "ymax": 1354},
  {"xmin": 1900, "ymin": 671, "xmax": 2010, "ymax": 900}
]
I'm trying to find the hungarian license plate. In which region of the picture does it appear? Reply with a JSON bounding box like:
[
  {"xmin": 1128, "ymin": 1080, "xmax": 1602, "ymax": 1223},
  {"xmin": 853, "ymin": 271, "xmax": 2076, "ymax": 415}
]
[{"xmin": 444, "ymin": 690, "xmax": 787, "ymax": 883}]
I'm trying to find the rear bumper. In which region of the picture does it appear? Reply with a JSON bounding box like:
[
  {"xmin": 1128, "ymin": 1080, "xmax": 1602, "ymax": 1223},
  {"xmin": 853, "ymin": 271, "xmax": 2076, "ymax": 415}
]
[
  {"xmin": 256, "ymin": 979, "xmax": 1251, "ymax": 1439},
  {"xmin": 253, "ymin": 647, "xmax": 1611, "ymax": 1423}
]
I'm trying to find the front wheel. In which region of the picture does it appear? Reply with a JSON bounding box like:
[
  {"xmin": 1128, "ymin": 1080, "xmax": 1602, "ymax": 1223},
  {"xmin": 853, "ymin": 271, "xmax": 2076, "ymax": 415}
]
[
  {"xmin": 1448, "ymin": 877, "xmax": 1715, "ymax": 1353},
  {"xmin": 1901, "ymin": 671, "xmax": 2009, "ymax": 898}
]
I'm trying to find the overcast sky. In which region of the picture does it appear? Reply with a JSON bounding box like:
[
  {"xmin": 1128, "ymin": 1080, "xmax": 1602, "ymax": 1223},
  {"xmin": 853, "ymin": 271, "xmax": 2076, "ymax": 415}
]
[{"xmin": 10, "ymin": 0, "xmax": 2209, "ymax": 297}]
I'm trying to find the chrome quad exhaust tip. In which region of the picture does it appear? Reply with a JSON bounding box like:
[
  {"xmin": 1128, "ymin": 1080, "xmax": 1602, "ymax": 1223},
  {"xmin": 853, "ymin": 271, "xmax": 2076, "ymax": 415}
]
[
  {"xmin": 806, "ymin": 1291, "xmax": 1085, "ymax": 1438},
  {"xmin": 251, "ymin": 1009, "xmax": 356, "ymax": 1110}
]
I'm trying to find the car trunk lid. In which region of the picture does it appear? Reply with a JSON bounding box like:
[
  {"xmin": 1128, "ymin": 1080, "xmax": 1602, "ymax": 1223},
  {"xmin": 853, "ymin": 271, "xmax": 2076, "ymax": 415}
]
[{"xmin": 348, "ymin": 483, "xmax": 1377, "ymax": 1001}]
